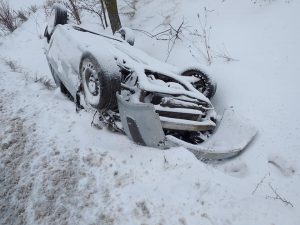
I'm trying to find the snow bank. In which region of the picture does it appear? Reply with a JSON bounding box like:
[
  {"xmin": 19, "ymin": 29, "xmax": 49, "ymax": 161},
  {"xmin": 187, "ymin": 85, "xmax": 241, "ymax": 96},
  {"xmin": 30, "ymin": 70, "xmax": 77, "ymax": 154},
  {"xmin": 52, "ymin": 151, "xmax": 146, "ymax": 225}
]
[{"xmin": 0, "ymin": 0, "xmax": 299, "ymax": 224}]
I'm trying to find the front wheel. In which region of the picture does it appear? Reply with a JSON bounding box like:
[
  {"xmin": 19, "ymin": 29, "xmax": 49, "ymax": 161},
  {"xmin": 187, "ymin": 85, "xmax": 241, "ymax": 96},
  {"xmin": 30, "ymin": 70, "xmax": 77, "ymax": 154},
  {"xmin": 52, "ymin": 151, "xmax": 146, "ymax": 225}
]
[
  {"xmin": 80, "ymin": 53, "xmax": 120, "ymax": 111},
  {"xmin": 181, "ymin": 69, "xmax": 217, "ymax": 99}
]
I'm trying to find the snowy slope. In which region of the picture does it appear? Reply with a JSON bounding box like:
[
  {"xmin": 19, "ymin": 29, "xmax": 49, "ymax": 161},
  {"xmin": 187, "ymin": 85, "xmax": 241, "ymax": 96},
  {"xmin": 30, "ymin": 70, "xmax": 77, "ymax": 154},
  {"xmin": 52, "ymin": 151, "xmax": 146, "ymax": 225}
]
[
  {"xmin": 0, "ymin": 0, "xmax": 300, "ymax": 225},
  {"xmin": 8, "ymin": 0, "xmax": 44, "ymax": 10}
]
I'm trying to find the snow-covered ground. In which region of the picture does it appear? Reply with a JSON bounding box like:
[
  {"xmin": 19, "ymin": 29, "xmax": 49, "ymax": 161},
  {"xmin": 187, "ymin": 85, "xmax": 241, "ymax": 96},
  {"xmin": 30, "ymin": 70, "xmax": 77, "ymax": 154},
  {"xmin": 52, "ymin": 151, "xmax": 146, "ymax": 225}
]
[{"xmin": 0, "ymin": 0, "xmax": 299, "ymax": 224}]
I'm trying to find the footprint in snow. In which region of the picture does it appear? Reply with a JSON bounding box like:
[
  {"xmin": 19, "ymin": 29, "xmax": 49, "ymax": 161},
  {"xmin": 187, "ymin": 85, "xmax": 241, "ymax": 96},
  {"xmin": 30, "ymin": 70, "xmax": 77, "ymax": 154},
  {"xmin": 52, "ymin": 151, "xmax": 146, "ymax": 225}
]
[
  {"xmin": 268, "ymin": 155, "xmax": 296, "ymax": 177},
  {"xmin": 222, "ymin": 162, "xmax": 249, "ymax": 178}
]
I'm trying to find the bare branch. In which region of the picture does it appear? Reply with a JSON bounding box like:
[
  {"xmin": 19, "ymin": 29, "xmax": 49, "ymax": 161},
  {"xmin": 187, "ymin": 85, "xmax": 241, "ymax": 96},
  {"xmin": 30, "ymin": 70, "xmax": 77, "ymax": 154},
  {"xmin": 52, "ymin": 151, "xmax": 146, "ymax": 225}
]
[
  {"xmin": 252, "ymin": 172, "xmax": 270, "ymax": 195},
  {"xmin": 216, "ymin": 44, "xmax": 238, "ymax": 62},
  {"xmin": 266, "ymin": 183, "xmax": 294, "ymax": 207},
  {"xmin": 63, "ymin": 0, "xmax": 81, "ymax": 24},
  {"xmin": 132, "ymin": 28, "xmax": 170, "ymax": 40},
  {"xmin": 164, "ymin": 20, "xmax": 186, "ymax": 61},
  {"xmin": 187, "ymin": 8, "xmax": 214, "ymax": 64},
  {"xmin": 99, "ymin": 0, "xmax": 108, "ymax": 27},
  {"xmin": 80, "ymin": 0, "xmax": 105, "ymax": 29},
  {"xmin": 132, "ymin": 20, "xmax": 187, "ymax": 61}
]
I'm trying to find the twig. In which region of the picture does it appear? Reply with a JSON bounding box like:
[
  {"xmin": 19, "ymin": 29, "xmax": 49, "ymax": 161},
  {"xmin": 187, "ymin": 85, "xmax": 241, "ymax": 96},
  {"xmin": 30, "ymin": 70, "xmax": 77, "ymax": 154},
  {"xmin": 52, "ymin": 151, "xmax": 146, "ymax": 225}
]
[
  {"xmin": 81, "ymin": 0, "xmax": 105, "ymax": 29},
  {"xmin": 266, "ymin": 183, "xmax": 294, "ymax": 207},
  {"xmin": 252, "ymin": 172, "xmax": 269, "ymax": 195},
  {"xmin": 164, "ymin": 155, "xmax": 168, "ymax": 164},
  {"xmin": 165, "ymin": 20, "xmax": 185, "ymax": 61},
  {"xmin": 99, "ymin": 0, "xmax": 108, "ymax": 27},
  {"xmin": 63, "ymin": 0, "xmax": 81, "ymax": 24},
  {"xmin": 216, "ymin": 44, "xmax": 238, "ymax": 62},
  {"xmin": 132, "ymin": 20, "xmax": 187, "ymax": 61},
  {"xmin": 131, "ymin": 27, "xmax": 170, "ymax": 40},
  {"xmin": 216, "ymin": 52, "xmax": 238, "ymax": 62},
  {"xmin": 91, "ymin": 110, "xmax": 98, "ymax": 127},
  {"xmin": 197, "ymin": 8, "xmax": 212, "ymax": 64},
  {"xmin": 187, "ymin": 8, "xmax": 214, "ymax": 64}
]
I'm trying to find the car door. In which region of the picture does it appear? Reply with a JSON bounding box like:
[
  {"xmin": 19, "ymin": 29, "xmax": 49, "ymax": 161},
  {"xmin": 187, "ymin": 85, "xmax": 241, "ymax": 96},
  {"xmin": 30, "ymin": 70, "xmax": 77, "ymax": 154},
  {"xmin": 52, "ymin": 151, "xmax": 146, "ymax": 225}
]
[{"xmin": 46, "ymin": 25, "xmax": 82, "ymax": 98}]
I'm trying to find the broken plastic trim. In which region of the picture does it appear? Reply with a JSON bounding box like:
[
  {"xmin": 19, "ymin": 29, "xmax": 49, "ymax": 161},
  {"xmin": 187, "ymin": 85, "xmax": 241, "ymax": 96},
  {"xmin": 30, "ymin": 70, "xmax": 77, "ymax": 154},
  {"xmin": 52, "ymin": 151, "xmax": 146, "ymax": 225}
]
[
  {"xmin": 167, "ymin": 109, "xmax": 257, "ymax": 160},
  {"xmin": 117, "ymin": 94, "xmax": 257, "ymax": 160},
  {"xmin": 117, "ymin": 94, "xmax": 169, "ymax": 149}
]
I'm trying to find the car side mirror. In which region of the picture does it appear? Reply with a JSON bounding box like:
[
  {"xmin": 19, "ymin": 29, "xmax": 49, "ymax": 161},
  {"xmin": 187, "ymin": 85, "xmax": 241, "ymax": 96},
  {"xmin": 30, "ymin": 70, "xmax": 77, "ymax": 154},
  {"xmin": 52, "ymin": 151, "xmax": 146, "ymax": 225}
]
[{"xmin": 115, "ymin": 27, "xmax": 135, "ymax": 46}]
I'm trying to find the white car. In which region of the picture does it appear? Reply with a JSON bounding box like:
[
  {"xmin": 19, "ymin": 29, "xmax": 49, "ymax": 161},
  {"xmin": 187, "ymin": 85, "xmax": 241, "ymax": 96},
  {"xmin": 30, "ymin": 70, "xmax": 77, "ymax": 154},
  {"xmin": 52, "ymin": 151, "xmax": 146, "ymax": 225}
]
[{"xmin": 44, "ymin": 4, "xmax": 256, "ymax": 160}]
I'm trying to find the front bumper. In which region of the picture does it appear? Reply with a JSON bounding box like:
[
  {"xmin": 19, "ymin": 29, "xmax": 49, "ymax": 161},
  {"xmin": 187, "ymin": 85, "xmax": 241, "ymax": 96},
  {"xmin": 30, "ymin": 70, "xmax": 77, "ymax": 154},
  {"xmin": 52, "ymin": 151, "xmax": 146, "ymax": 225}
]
[{"xmin": 117, "ymin": 94, "xmax": 257, "ymax": 160}]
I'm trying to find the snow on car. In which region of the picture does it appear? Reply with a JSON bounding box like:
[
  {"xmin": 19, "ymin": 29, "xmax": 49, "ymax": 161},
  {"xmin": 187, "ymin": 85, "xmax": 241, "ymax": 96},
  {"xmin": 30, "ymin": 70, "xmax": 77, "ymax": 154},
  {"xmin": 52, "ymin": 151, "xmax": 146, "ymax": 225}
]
[{"xmin": 44, "ymin": 4, "xmax": 256, "ymax": 160}]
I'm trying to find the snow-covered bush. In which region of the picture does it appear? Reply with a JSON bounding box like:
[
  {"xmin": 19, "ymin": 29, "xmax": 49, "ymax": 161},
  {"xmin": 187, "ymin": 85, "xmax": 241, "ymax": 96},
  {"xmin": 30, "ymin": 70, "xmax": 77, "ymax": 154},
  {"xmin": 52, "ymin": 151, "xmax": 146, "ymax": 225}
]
[
  {"xmin": 3, "ymin": 58, "xmax": 20, "ymax": 72},
  {"xmin": 0, "ymin": 0, "xmax": 17, "ymax": 33},
  {"xmin": 0, "ymin": 0, "xmax": 37, "ymax": 35}
]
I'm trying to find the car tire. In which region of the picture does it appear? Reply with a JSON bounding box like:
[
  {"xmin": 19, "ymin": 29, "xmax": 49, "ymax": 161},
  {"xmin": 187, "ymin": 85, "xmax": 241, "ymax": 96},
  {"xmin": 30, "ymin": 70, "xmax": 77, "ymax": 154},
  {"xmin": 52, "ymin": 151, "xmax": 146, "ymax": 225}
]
[
  {"xmin": 47, "ymin": 4, "xmax": 68, "ymax": 35},
  {"xmin": 181, "ymin": 69, "xmax": 216, "ymax": 99},
  {"xmin": 80, "ymin": 53, "xmax": 120, "ymax": 111}
]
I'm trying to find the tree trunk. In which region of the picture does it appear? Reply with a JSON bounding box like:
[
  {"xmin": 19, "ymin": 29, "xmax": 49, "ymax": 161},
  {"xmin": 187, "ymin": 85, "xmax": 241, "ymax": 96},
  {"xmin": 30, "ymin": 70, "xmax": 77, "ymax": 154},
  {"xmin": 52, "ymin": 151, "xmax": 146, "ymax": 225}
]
[{"xmin": 103, "ymin": 0, "xmax": 121, "ymax": 34}]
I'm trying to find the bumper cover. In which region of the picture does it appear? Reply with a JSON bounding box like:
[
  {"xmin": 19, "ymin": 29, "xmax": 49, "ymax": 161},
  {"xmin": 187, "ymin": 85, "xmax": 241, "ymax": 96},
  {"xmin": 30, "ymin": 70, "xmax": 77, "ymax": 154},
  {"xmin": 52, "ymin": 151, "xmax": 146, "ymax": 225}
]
[{"xmin": 117, "ymin": 94, "xmax": 256, "ymax": 160}]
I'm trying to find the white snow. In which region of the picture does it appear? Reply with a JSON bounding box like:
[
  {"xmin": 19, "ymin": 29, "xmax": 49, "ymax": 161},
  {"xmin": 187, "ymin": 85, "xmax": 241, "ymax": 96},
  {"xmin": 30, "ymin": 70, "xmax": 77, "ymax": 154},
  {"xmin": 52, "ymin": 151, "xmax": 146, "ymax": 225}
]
[{"xmin": 0, "ymin": 0, "xmax": 300, "ymax": 225}]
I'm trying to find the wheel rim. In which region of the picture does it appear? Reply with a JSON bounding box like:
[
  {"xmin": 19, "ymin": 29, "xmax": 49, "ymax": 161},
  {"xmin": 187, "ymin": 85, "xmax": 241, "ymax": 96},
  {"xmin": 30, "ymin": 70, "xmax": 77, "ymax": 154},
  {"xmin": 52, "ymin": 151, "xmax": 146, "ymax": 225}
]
[
  {"xmin": 182, "ymin": 71, "xmax": 207, "ymax": 93},
  {"xmin": 193, "ymin": 73, "xmax": 207, "ymax": 93},
  {"xmin": 84, "ymin": 67, "xmax": 99, "ymax": 96},
  {"xmin": 81, "ymin": 59, "xmax": 101, "ymax": 106}
]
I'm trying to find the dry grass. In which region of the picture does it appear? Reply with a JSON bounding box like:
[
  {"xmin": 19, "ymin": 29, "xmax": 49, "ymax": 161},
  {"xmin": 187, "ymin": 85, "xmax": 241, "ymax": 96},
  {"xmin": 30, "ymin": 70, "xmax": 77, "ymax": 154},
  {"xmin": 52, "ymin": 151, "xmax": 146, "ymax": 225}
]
[
  {"xmin": 33, "ymin": 75, "xmax": 56, "ymax": 90},
  {"xmin": 0, "ymin": 0, "xmax": 17, "ymax": 33},
  {"xmin": 3, "ymin": 58, "xmax": 21, "ymax": 72},
  {"xmin": 2, "ymin": 58, "xmax": 56, "ymax": 90}
]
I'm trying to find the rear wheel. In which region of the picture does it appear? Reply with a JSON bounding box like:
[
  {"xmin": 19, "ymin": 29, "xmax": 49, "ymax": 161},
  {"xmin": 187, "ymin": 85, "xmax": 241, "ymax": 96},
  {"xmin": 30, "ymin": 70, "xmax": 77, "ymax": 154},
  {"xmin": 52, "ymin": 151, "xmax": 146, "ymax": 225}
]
[
  {"xmin": 45, "ymin": 4, "xmax": 68, "ymax": 42},
  {"xmin": 181, "ymin": 69, "xmax": 216, "ymax": 99},
  {"xmin": 80, "ymin": 53, "xmax": 120, "ymax": 111}
]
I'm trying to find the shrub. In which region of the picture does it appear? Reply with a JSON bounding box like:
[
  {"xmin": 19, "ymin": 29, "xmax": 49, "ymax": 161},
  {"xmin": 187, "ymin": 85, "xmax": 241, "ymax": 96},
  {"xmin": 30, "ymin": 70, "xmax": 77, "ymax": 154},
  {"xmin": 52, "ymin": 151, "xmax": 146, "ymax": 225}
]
[{"xmin": 0, "ymin": 0, "xmax": 17, "ymax": 33}]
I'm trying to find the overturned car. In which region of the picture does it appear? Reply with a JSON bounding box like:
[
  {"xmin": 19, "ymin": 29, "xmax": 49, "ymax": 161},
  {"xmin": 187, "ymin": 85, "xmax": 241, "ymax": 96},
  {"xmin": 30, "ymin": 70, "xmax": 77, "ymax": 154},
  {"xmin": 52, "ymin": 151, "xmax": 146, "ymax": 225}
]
[{"xmin": 44, "ymin": 4, "xmax": 256, "ymax": 160}]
